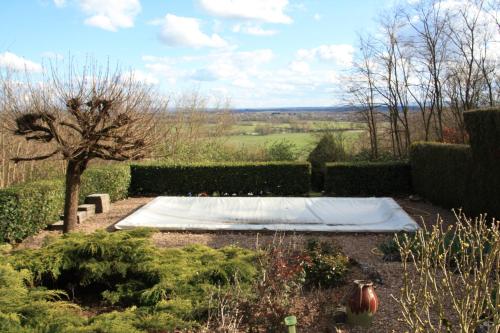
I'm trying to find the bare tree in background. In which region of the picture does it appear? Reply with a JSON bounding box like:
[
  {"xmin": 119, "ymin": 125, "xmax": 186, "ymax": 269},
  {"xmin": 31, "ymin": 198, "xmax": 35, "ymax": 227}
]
[
  {"xmin": 2, "ymin": 61, "xmax": 161, "ymax": 232},
  {"xmin": 406, "ymin": 0, "xmax": 450, "ymax": 141},
  {"xmin": 348, "ymin": 35, "xmax": 380, "ymax": 159}
]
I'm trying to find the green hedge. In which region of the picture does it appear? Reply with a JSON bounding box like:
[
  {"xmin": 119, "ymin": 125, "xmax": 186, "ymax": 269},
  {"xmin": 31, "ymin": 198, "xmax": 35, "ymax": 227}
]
[
  {"xmin": 130, "ymin": 162, "xmax": 311, "ymax": 196},
  {"xmin": 0, "ymin": 164, "xmax": 131, "ymax": 243},
  {"xmin": 80, "ymin": 165, "xmax": 131, "ymax": 203},
  {"xmin": 410, "ymin": 143, "xmax": 473, "ymax": 209},
  {"xmin": 0, "ymin": 179, "xmax": 64, "ymax": 243},
  {"xmin": 464, "ymin": 108, "xmax": 500, "ymax": 168},
  {"xmin": 324, "ymin": 161, "xmax": 412, "ymax": 196}
]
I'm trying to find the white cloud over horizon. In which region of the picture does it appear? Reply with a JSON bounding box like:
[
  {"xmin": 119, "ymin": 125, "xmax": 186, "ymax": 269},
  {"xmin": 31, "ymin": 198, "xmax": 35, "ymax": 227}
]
[
  {"xmin": 198, "ymin": 0, "xmax": 292, "ymax": 24},
  {"xmin": 159, "ymin": 14, "xmax": 229, "ymax": 48},
  {"xmin": 0, "ymin": 52, "xmax": 43, "ymax": 73},
  {"xmin": 296, "ymin": 44, "xmax": 355, "ymax": 67},
  {"xmin": 54, "ymin": 0, "xmax": 141, "ymax": 31}
]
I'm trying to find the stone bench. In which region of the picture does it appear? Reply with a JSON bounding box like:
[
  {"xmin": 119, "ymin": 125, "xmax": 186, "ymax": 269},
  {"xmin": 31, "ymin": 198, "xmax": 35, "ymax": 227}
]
[
  {"xmin": 84, "ymin": 194, "xmax": 110, "ymax": 213},
  {"xmin": 78, "ymin": 204, "xmax": 96, "ymax": 217}
]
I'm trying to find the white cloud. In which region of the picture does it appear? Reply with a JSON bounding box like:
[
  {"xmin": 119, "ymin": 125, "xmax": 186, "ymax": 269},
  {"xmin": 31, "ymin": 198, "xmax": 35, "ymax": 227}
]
[
  {"xmin": 53, "ymin": 0, "xmax": 66, "ymax": 7},
  {"xmin": 313, "ymin": 13, "xmax": 321, "ymax": 21},
  {"xmin": 64, "ymin": 0, "xmax": 141, "ymax": 31},
  {"xmin": 123, "ymin": 70, "xmax": 159, "ymax": 85},
  {"xmin": 159, "ymin": 14, "xmax": 228, "ymax": 48},
  {"xmin": 297, "ymin": 44, "xmax": 355, "ymax": 67},
  {"xmin": 232, "ymin": 24, "xmax": 277, "ymax": 36},
  {"xmin": 289, "ymin": 60, "xmax": 310, "ymax": 74},
  {"xmin": 199, "ymin": 0, "xmax": 292, "ymax": 24},
  {"xmin": 0, "ymin": 52, "xmax": 43, "ymax": 72}
]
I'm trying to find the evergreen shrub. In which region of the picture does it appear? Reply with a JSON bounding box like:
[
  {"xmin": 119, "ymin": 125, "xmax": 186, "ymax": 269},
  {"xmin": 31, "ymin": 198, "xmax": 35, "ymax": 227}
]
[
  {"xmin": 129, "ymin": 162, "xmax": 311, "ymax": 196},
  {"xmin": 324, "ymin": 161, "xmax": 412, "ymax": 195}
]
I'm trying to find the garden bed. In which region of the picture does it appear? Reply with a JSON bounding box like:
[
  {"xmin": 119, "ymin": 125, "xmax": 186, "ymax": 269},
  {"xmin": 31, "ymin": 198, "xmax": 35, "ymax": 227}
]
[{"xmin": 13, "ymin": 196, "xmax": 456, "ymax": 332}]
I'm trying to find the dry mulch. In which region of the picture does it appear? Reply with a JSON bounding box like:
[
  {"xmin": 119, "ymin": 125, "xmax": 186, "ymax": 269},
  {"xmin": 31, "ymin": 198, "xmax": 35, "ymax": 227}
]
[{"xmin": 16, "ymin": 196, "xmax": 456, "ymax": 332}]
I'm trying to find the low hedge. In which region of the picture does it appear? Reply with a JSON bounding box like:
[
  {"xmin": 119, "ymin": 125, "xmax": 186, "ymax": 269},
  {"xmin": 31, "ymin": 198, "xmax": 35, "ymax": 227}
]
[
  {"xmin": 0, "ymin": 179, "xmax": 64, "ymax": 243},
  {"xmin": 130, "ymin": 162, "xmax": 311, "ymax": 196},
  {"xmin": 324, "ymin": 161, "xmax": 412, "ymax": 196},
  {"xmin": 80, "ymin": 164, "xmax": 131, "ymax": 202},
  {"xmin": 0, "ymin": 164, "xmax": 131, "ymax": 243},
  {"xmin": 410, "ymin": 142, "xmax": 472, "ymax": 210}
]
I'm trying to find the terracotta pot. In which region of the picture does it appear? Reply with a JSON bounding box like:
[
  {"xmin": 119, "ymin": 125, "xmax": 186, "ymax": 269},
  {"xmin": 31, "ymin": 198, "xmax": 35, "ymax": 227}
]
[{"xmin": 346, "ymin": 280, "xmax": 379, "ymax": 327}]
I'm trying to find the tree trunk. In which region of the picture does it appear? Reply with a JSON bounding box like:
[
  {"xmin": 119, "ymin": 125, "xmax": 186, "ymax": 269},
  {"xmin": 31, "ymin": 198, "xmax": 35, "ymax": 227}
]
[{"xmin": 63, "ymin": 160, "xmax": 86, "ymax": 233}]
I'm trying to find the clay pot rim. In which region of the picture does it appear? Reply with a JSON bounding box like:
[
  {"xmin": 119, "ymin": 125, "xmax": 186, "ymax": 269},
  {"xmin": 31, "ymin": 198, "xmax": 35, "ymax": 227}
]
[{"xmin": 353, "ymin": 279, "xmax": 373, "ymax": 287}]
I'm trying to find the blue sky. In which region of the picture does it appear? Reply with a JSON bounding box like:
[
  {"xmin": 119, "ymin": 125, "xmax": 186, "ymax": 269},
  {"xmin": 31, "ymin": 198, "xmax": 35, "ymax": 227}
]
[{"xmin": 0, "ymin": 0, "xmax": 394, "ymax": 108}]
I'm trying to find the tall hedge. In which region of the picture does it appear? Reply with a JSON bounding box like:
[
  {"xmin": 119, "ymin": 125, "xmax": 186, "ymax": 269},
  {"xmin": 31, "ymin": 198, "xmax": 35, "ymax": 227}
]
[
  {"xmin": 410, "ymin": 143, "xmax": 473, "ymax": 209},
  {"xmin": 324, "ymin": 161, "xmax": 412, "ymax": 196},
  {"xmin": 463, "ymin": 109, "xmax": 500, "ymax": 218},
  {"xmin": 130, "ymin": 162, "xmax": 311, "ymax": 196},
  {"xmin": 80, "ymin": 165, "xmax": 131, "ymax": 202},
  {"xmin": 0, "ymin": 179, "xmax": 64, "ymax": 243}
]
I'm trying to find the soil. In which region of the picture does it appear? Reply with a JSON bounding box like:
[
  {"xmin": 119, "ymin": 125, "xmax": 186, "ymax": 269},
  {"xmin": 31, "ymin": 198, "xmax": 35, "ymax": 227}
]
[{"xmin": 16, "ymin": 196, "xmax": 457, "ymax": 332}]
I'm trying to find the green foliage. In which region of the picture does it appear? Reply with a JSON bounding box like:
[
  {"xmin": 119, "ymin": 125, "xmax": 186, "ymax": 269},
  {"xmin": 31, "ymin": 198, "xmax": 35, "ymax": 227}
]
[
  {"xmin": 0, "ymin": 165, "xmax": 131, "ymax": 243},
  {"xmin": 130, "ymin": 162, "xmax": 311, "ymax": 196},
  {"xmin": 410, "ymin": 142, "xmax": 474, "ymax": 211},
  {"xmin": 80, "ymin": 165, "xmax": 131, "ymax": 203},
  {"xmin": 0, "ymin": 179, "xmax": 64, "ymax": 243},
  {"xmin": 5, "ymin": 230, "xmax": 257, "ymax": 331},
  {"xmin": 265, "ymin": 139, "xmax": 299, "ymax": 161},
  {"xmin": 464, "ymin": 108, "xmax": 500, "ymax": 219},
  {"xmin": 308, "ymin": 132, "xmax": 347, "ymax": 190},
  {"xmin": 303, "ymin": 239, "xmax": 350, "ymax": 288},
  {"xmin": 464, "ymin": 108, "xmax": 500, "ymax": 168},
  {"xmin": 0, "ymin": 262, "xmax": 85, "ymax": 333},
  {"xmin": 324, "ymin": 161, "xmax": 412, "ymax": 196}
]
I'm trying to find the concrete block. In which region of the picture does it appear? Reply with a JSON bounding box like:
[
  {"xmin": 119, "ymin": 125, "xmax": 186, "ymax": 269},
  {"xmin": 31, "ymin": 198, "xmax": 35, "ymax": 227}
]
[
  {"xmin": 46, "ymin": 220, "xmax": 64, "ymax": 231},
  {"xmin": 78, "ymin": 204, "xmax": 96, "ymax": 217},
  {"xmin": 84, "ymin": 194, "xmax": 110, "ymax": 213},
  {"xmin": 60, "ymin": 210, "xmax": 87, "ymax": 224}
]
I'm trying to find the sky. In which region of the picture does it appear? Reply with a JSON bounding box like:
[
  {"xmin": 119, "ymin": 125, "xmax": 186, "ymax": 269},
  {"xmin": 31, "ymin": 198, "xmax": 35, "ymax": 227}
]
[{"xmin": 0, "ymin": 0, "xmax": 397, "ymax": 108}]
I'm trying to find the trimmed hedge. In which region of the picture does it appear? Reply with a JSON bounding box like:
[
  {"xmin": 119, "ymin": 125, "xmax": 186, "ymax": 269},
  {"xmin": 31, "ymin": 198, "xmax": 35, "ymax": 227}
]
[
  {"xmin": 80, "ymin": 165, "xmax": 131, "ymax": 203},
  {"xmin": 0, "ymin": 164, "xmax": 131, "ymax": 243},
  {"xmin": 464, "ymin": 108, "xmax": 500, "ymax": 168},
  {"xmin": 0, "ymin": 179, "xmax": 64, "ymax": 243},
  {"xmin": 324, "ymin": 161, "xmax": 412, "ymax": 196},
  {"xmin": 410, "ymin": 143, "xmax": 473, "ymax": 209},
  {"xmin": 130, "ymin": 162, "xmax": 311, "ymax": 196}
]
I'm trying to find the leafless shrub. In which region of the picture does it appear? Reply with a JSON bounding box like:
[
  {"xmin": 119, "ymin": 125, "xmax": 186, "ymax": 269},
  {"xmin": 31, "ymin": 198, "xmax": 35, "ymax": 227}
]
[{"xmin": 393, "ymin": 213, "xmax": 499, "ymax": 333}]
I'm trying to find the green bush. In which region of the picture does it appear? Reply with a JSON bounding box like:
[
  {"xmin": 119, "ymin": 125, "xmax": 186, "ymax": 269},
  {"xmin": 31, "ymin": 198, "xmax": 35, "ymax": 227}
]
[
  {"xmin": 265, "ymin": 139, "xmax": 299, "ymax": 161},
  {"xmin": 130, "ymin": 162, "xmax": 311, "ymax": 196},
  {"xmin": 464, "ymin": 109, "xmax": 500, "ymax": 218},
  {"xmin": 303, "ymin": 239, "xmax": 350, "ymax": 288},
  {"xmin": 80, "ymin": 164, "xmax": 131, "ymax": 202},
  {"xmin": 0, "ymin": 179, "xmax": 64, "ymax": 243},
  {"xmin": 0, "ymin": 164, "xmax": 131, "ymax": 243},
  {"xmin": 410, "ymin": 142, "xmax": 473, "ymax": 211},
  {"xmin": 308, "ymin": 132, "xmax": 347, "ymax": 190},
  {"xmin": 324, "ymin": 161, "xmax": 412, "ymax": 196},
  {"xmin": 5, "ymin": 229, "xmax": 257, "ymax": 332}
]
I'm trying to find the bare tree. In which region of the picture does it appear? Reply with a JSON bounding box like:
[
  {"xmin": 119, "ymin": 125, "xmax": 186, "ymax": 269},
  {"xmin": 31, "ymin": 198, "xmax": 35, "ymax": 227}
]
[
  {"xmin": 406, "ymin": 0, "xmax": 450, "ymax": 141},
  {"xmin": 2, "ymin": 61, "xmax": 161, "ymax": 232},
  {"xmin": 348, "ymin": 35, "xmax": 380, "ymax": 159}
]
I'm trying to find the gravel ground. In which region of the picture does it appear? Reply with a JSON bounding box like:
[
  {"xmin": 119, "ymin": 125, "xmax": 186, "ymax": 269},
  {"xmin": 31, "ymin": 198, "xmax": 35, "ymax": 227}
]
[{"xmin": 16, "ymin": 196, "xmax": 457, "ymax": 332}]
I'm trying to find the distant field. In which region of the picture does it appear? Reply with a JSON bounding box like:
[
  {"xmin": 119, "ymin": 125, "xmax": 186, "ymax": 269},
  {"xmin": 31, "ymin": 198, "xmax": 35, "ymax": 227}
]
[
  {"xmin": 223, "ymin": 130, "xmax": 364, "ymax": 159},
  {"xmin": 226, "ymin": 120, "xmax": 365, "ymax": 135}
]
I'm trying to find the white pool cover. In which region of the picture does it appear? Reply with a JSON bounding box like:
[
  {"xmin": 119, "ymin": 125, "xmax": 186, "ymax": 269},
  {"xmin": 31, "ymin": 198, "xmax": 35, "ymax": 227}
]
[{"xmin": 115, "ymin": 196, "xmax": 419, "ymax": 232}]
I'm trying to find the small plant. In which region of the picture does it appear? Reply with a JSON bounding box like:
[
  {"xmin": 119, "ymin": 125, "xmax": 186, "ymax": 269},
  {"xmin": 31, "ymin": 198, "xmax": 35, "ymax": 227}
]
[
  {"xmin": 393, "ymin": 213, "xmax": 500, "ymax": 333},
  {"xmin": 303, "ymin": 239, "xmax": 350, "ymax": 289},
  {"xmin": 242, "ymin": 235, "xmax": 308, "ymax": 333}
]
